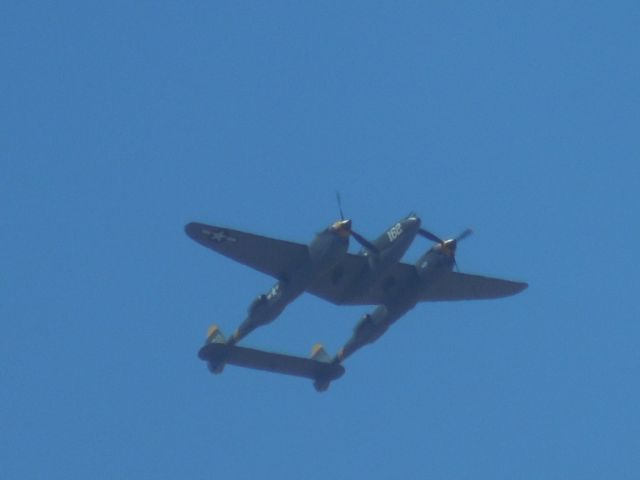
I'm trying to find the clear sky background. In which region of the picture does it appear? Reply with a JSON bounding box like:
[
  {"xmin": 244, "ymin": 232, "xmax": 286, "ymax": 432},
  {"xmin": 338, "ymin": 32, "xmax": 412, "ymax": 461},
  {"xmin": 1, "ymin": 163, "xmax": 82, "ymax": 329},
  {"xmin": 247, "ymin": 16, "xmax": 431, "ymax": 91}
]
[{"xmin": 2, "ymin": 2, "xmax": 639, "ymax": 479}]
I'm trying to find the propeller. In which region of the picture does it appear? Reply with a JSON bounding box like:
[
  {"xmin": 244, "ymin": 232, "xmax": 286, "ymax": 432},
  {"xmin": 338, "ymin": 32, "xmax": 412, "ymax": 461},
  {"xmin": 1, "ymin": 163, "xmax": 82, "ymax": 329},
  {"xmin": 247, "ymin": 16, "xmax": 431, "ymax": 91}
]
[
  {"xmin": 336, "ymin": 191, "xmax": 346, "ymax": 221},
  {"xmin": 418, "ymin": 227, "xmax": 474, "ymax": 271},
  {"xmin": 350, "ymin": 229, "xmax": 379, "ymax": 253},
  {"xmin": 334, "ymin": 192, "xmax": 379, "ymax": 254},
  {"xmin": 448, "ymin": 228, "xmax": 473, "ymax": 271},
  {"xmin": 455, "ymin": 228, "xmax": 473, "ymax": 242},
  {"xmin": 417, "ymin": 228, "xmax": 444, "ymax": 244}
]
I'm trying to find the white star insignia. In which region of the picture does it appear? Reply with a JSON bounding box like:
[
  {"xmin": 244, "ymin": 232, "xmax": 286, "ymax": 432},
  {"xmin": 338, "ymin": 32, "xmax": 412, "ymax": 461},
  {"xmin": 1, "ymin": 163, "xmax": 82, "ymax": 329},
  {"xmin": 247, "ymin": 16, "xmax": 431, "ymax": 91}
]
[{"xmin": 202, "ymin": 229, "xmax": 237, "ymax": 243}]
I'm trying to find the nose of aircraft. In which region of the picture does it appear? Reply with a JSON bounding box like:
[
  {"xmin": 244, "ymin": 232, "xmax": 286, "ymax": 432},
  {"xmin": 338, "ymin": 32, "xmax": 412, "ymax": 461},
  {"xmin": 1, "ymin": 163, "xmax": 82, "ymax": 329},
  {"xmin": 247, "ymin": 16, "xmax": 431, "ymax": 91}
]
[{"xmin": 404, "ymin": 213, "xmax": 421, "ymax": 231}]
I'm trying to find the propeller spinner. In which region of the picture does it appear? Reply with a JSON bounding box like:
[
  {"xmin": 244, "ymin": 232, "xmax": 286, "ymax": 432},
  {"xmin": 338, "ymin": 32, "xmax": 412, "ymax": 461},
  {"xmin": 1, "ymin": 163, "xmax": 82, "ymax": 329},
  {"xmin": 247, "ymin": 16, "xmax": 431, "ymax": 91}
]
[
  {"xmin": 418, "ymin": 227, "xmax": 473, "ymax": 270},
  {"xmin": 334, "ymin": 192, "xmax": 379, "ymax": 254}
]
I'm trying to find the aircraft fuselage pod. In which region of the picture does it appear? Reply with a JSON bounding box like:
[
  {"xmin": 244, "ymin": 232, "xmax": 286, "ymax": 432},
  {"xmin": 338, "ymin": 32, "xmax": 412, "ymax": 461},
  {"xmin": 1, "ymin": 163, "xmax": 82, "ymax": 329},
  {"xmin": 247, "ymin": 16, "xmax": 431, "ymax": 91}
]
[{"xmin": 346, "ymin": 213, "xmax": 421, "ymax": 300}]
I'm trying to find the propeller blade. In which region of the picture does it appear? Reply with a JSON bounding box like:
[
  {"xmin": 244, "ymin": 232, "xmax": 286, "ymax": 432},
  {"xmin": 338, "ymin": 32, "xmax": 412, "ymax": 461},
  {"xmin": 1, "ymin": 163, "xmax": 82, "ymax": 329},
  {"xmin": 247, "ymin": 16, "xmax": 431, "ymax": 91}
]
[
  {"xmin": 418, "ymin": 228, "xmax": 444, "ymax": 244},
  {"xmin": 335, "ymin": 191, "xmax": 345, "ymax": 221},
  {"xmin": 449, "ymin": 229, "xmax": 472, "ymax": 271},
  {"xmin": 351, "ymin": 230, "xmax": 379, "ymax": 254},
  {"xmin": 455, "ymin": 228, "xmax": 473, "ymax": 242}
]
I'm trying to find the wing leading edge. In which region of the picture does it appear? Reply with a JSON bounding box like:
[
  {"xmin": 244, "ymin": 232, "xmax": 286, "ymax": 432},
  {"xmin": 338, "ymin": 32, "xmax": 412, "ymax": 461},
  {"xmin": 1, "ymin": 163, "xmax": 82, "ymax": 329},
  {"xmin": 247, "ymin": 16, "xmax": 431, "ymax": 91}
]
[
  {"xmin": 420, "ymin": 272, "xmax": 528, "ymax": 302},
  {"xmin": 185, "ymin": 222, "xmax": 309, "ymax": 279}
]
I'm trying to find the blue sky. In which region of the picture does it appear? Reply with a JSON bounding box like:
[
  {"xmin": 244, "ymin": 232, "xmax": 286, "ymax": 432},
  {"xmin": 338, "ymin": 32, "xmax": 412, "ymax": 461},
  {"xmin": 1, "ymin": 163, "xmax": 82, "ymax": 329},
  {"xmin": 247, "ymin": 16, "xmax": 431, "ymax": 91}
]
[{"xmin": 2, "ymin": 2, "xmax": 639, "ymax": 479}]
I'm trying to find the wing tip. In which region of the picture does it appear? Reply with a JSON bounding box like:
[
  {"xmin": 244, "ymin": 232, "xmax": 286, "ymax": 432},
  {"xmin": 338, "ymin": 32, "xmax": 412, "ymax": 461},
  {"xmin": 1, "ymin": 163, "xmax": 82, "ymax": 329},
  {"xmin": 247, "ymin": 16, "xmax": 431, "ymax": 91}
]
[
  {"xmin": 498, "ymin": 280, "xmax": 528, "ymax": 299},
  {"xmin": 184, "ymin": 222, "xmax": 201, "ymax": 240}
]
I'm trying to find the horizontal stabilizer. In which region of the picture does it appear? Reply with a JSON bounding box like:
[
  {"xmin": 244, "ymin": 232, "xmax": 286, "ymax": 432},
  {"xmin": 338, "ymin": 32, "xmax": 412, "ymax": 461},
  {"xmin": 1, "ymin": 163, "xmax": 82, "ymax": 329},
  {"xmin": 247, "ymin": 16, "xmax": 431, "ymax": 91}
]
[
  {"xmin": 198, "ymin": 343, "xmax": 345, "ymax": 385},
  {"xmin": 421, "ymin": 272, "xmax": 528, "ymax": 302}
]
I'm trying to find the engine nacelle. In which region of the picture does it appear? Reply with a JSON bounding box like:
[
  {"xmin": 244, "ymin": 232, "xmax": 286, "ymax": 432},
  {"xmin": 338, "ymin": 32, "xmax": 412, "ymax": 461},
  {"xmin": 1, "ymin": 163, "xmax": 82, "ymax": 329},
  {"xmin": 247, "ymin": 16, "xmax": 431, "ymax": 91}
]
[
  {"xmin": 353, "ymin": 306, "xmax": 389, "ymax": 345},
  {"xmin": 248, "ymin": 294, "xmax": 268, "ymax": 316}
]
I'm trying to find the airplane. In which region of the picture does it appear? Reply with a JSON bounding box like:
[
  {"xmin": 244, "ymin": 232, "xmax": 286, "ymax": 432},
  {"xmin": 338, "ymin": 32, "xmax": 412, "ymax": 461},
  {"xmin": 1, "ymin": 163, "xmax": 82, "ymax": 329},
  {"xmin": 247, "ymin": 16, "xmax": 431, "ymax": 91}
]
[
  {"xmin": 196, "ymin": 223, "xmax": 527, "ymax": 392},
  {"xmin": 185, "ymin": 208, "xmax": 423, "ymax": 361},
  {"xmin": 311, "ymin": 227, "xmax": 528, "ymax": 391},
  {"xmin": 189, "ymin": 209, "xmax": 527, "ymax": 390}
]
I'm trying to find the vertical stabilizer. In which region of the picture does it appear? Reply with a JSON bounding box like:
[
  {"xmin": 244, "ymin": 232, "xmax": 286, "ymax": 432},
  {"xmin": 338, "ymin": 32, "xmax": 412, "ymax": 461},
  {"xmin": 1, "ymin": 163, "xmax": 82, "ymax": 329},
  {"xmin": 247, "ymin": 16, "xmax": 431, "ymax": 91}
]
[
  {"xmin": 310, "ymin": 343, "xmax": 330, "ymax": 363},
  {"xmin": 204, "ymin": 324, "xmax": 226, "ymax": 374},
  {"xmin": 206, "ymin": 324, "xmax": 226, "ymax": 344}
]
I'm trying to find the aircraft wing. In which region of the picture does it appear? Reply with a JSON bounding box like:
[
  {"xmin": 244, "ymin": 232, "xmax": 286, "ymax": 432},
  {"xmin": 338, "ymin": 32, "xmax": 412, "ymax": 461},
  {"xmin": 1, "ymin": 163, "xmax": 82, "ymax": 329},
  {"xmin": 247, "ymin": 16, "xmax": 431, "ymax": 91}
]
[
  {"xmin": 307, "ymin": 258, "xmax": 419, "ymax": 306},
  {"xmin": 420, "ymin": 272, "xmax": 528, "ymax": 301},
  {"xmin": 185, "ymin": 222, "xmax": 309, "ymax": 279},
  {"xmin": 306, "ymin": 253, "xmax": 370, "ymax": 305}
]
